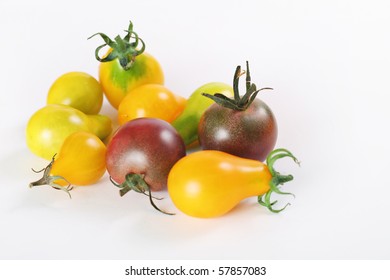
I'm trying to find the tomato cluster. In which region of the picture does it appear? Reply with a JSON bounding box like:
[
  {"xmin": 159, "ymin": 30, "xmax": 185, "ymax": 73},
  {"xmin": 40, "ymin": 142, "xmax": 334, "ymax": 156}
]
[{"xmin": 28, "ymin": 21, "xmax": 299, "ymax": 218}]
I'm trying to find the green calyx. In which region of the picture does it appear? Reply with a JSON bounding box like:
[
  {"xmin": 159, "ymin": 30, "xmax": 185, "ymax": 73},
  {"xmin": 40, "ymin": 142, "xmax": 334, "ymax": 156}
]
[
  {"xmin": 88, "ymin": 21, "xmax": 145, "ymax": 70},
  {"xmin": 258, "ymin": 148, "xmax": 300, "ymax": 213},
  {"xmin": 110, "ymin": 174, "xmax": 174, "ymax": 215},
  {"xmin": 29, "ymin": 154, "xmax": 73, "ymax": 198},
  {"xmin": 202, "ymin": 61, "xmax": 273, "ymax": 111}
]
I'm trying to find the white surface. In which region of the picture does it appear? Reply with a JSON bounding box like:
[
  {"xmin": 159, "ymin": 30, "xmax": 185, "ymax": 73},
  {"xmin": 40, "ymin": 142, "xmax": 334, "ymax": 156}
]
[{"xmin": 1, "ymin": 0, "xmax": 389, "ymax": 260}]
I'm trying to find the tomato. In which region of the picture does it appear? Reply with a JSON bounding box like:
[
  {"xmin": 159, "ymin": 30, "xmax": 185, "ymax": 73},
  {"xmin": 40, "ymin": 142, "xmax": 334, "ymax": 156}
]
[
  {"xmin": 89, "ymin": 21, "xmax": 164, "ymax": 109},
  {"xmin": 29, "ymin": 131, "xmax": 107, "ymax": 197},
  {"xmin": 106, "ymin": 118, "xmax": 186, "ymax": 214},
  {"xmin": 168, "ymin": 149, "xmax": 299, "ymax": 218},
  {"xmin": 198, "ymin": 61, "xmax": 276, "ymax": 161},
  {"xmin": 47, "ymin": 72, "xmax": 103, "ymax": 114},
  {"xmin": 117, "ymin": 84, "xmax": 186, "ymax": 125},
  {"xmin": 26, "ymin": 104, "xmax": 112, "ymax": 160},
  {"xmin": 172, "ymin": 82, "xmax": 233, "ymax": 146}
]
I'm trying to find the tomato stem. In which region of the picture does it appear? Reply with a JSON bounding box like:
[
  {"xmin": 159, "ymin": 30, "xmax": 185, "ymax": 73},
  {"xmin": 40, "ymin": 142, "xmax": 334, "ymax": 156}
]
[
  {"xmin": 258, "ymin": 148, "xmax": 300, "ymax": 213},
  {"xmin": 29, "ymin": 155, "xmax": 73, "ymax": 198},
  {"xmin": 110, "ymin": 174, "xmax": 175, "ymax": 215},
  {"xmin": 202, "ymin": 61, "xmax": 273, "ymax": 111},
  {"xmin": 88, "ymin": 21, "xmax": 146, "ymax": 70}
]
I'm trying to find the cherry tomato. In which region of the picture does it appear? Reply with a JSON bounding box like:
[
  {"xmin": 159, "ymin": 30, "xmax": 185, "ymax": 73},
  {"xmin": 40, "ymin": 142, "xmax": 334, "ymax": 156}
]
[
  {"xmin": 30, "ymin": 131, "xmax": 107, "ymax": 196},
  {"xmin": 168, "ymin": 149, "xmax": 299, "ymax": 218},
  {"xmin": 106, "ymin": 118, "xmax": 186, "ymax": 214},
  {"xmin": 198, "ymin": 61, "xmax": 276, "ymax": 161},
  {"xmin": 26, "ymin": 104, "xmax": 112, "ymax": 160},
  {"xmin": 47, "ymin": 72, "xmax": 103, "ymax": 114},
  {"xmin": 89, "ymin": 22, "xmax": 164, "ymax": 109},
  {"xmin": 118, "ymin": 84, "xmax": 186, "ymax": 125}
]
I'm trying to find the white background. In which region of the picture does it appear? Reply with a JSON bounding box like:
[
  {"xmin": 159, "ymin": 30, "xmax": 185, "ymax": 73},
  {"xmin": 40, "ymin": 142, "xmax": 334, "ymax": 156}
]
[{"xmin": 1, "ymin": 0, "xmax": 389, "ymax": 260}]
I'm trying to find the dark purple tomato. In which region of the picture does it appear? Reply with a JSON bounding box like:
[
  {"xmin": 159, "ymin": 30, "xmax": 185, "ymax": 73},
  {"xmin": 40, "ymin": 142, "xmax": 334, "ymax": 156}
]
[
  {"xmin": 198, "ymin": 99, "xmax": 277, "ymax": 162},
  {"xmin": 198, "ymin": 61, "xmax": 277, "ymax": 162},
  {"xmin": 106, "ymin": 118, "xmax": 186, "ymax": 192}
]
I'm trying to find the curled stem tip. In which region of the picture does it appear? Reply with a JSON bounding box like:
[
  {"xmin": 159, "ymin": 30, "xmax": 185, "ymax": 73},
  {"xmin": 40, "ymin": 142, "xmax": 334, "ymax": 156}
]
[
  {"xmin": 88, "ymin": 20, "xmax": 145, "ymax": 70},
  {"xmin": 258, "ymin": 148, "xmax": 300, "ymax": 213},
  {"xmin": 110, "ymin": 174, "xmax": 174, "ymax": 215},
  {"xmin": 202, "ymin": 61, "xmax": 273, "ymax": 111},
  {"xmin": 29, "ymin": 155, "xmax": 73, "ymax": 198}
]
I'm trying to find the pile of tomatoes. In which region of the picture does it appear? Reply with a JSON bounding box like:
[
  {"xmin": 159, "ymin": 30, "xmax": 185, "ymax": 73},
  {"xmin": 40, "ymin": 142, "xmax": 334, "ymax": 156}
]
[{"xmin": 28, "ymin": 21, "xmax": 299, "ymax": 218}]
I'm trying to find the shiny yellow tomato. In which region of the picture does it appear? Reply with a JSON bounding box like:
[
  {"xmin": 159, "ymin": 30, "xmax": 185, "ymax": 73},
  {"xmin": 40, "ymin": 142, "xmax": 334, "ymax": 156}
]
[
  {"xmin": 117, "ymin": 84, "xmax": 186, "ymax": 125},
  {"xmin": 26, "ymin": 104, "xmax": 112, "ymax": 160},
  {"xmin": 30, "ymin": 132, "xmax": 107, "ymax": 196},
  {"xmin": 168, "ymin": 149, "xmax": 299, "ymax": 218},
  {"xmin": 51, "ymin": 131, "xmax": 106, "ymax": 186},
  {"xmin": 47, "ymin": 72, "xmax": 103, "ymax": 114},
  {"xmin": 99, "ymin": 52, "xmax": 164, "ymax": 109},
  {"xmin": 90, "ymin": 22, "xmax": 164, "ymax": 109}
]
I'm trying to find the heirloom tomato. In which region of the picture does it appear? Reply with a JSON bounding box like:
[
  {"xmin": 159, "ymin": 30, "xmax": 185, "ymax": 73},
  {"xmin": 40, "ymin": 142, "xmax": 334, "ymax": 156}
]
[
  {"xmin": 168, "ymin": 149, "xmax": 299, "ymax": 218},
  {"xmin": 106, "ymin": 118, "xmax": 186, "ymax": 214},
  {"xmin": 47, "ymin": 72, "xmax": 103, "ymax": 114},
  {"xmin": 89, "ymin": 21, "xmax": 164, "ymax": 109},
  {"xmin": 30, "ymin": 131, "xmax": 107, "ymax": 197},
  {"xmin": 199, "ymin": 61, "xmax": 277, "ymax": 161},
  {"xmin": 26, "ymin": 104, "xmax": 112, "ymax": 160},
  {"xmin": 118, "ymin": 84, "xmax": 186, "ymax": 125}
]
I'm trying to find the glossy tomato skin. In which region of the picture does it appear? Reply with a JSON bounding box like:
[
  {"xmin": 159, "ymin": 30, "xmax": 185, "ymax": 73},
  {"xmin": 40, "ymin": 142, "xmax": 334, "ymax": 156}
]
[
  {"xmin": 117, "ymin": 84, "xmax": 186, "ymax": 125},
  {"xmin": 51, "ymin": 131, "xmax": 107, "ymax": 186},
  {"xmin": 106, "ymin": 118, "xmax": 186, "ymax": 191},
  {"xmin": 198, "ymin": 99, "xmax": 277, "ymax": 162},
  {"xmin": 168, "ymin": 150, "xmax": 272, "ymax": 218},
  {"xmin": 172, "ymin": 82, "xmax": 233, "ymax": 146},
  {"xmin": 26, "ymin": 104, "xmax": 112, "ymax": 160},
  {"xmin": 47, "ymin": 72, "xmax": 103, "ymax": 114},
  {"xmin": 99, "ymin": 51, "xmax": 164, "ymax": 109}
]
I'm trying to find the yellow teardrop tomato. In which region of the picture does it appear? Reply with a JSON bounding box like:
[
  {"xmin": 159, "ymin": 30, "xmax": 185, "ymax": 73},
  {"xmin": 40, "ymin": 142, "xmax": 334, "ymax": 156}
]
[
  {"xmin": 51, "ymin": 131, "xmax": 106, "ymax": 186},
  {"xmin": 30, "ymin": 132, "xmax": 107, "ymax": 196},
  {"xmin": 117, "ymin": 84, "xmax": 186, "ymax": 125},
  {"xmin": 47, "ymin": 72, "xmax": 103, "ymax": 114},
  {"xmin": 168, "ymin": 149, "xmax": 299, "ymax": 218},
  {"xmin": 26, "ymin": 104, "xmax": 112, "ymax": 160}
]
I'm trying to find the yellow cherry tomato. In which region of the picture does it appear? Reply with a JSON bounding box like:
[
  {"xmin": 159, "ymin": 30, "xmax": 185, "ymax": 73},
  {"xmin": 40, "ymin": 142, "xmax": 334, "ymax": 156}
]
[
  {"xmin": 90, "ymin": 22, "xmax": 164, "ymax": 109},
  {"xmin": 30, "ymin": 132, "xmax": 107, "ymax": 196},
  {"xmin": 26, "ymin": 104, "xmax": 112, "ymax": 160},
  {"xmin": 47, "ymin": 72, "xmax": 103, "ymax": 114},
  {"xmin": 117, "ymin": 84, "xmax": 186, "ymax": 125},
  {"xmin": 168, "ymin": 149, "xmax": 299, "ymax": 218}
]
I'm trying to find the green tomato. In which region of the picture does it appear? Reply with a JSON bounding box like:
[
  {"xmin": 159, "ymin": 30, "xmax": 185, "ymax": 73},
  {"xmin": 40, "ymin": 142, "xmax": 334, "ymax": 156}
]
[
  {"xmin": 26, "ymin": 104, "xmax": 112, "ymax": 160},
  {"xmin": 47, "ymin": 72, "xmax": 103, "ymax": 114},
  {"xmin": 172, "ymin": 82, "xmax": 233, "ymax": 146}
]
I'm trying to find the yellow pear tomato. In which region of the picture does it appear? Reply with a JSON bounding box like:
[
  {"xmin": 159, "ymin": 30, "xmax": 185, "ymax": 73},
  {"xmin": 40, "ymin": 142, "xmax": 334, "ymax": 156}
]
[
  {"xmin": 30, "ymin": 131, "xmax": 107, "ymax": 196},
  {"xmin": 168, "ymin": 149, "xmax": 299, "ymax": 218}
]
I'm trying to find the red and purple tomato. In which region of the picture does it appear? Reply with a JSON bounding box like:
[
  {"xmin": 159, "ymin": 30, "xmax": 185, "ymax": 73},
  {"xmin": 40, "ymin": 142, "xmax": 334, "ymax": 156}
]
[
  {"xmin": 198, "ymin": 98, "xmax": 277, "ymax": 162},
  {"xmin": 106, "ymin": 118, "xmax": 186, "ymax": 191}
]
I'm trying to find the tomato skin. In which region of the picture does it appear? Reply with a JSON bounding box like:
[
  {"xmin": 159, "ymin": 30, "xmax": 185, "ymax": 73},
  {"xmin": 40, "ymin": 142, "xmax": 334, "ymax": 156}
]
[
  {"xmin": 47, "ymin": 72, "xmax": 103, "ymax": 114},
  {"xmin": 117, "ymin": 84, "xmax": 186, "ymax": 125},
  {"xmin": 26, "ymin": 104, "xmax": 112, "ymax": 160},
  {"xmin": 50, "ymin": 131, "xmax": 106, "ymax": 186},
  {"xmin": 106, "ymin": 118, "xmax": 186, "ymax": 191},
  {"xmin": 167, "ymin": 150, "xmax": 272, "ymax": 218},
  {"xmin": 198, "ymin": 98, "xmax": 277, "ymax": 162},
  {"xmin": 172, "ymin": 82, "xmax": 233, "ymax": 146},
  {"xmin": 99, "ymin": 51, "xmax": 164, "ymax": 109}
]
